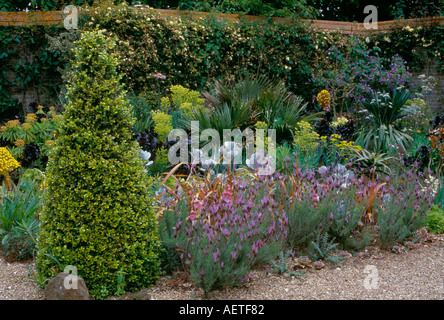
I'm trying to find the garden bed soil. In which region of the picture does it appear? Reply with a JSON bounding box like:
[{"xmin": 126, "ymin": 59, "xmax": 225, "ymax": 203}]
[{"xmin": 1, "ymin": 235, "xmax": 443, "ymax": 300}]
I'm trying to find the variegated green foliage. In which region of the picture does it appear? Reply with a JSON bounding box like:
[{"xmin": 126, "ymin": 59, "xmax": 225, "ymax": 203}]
[{"xmin": 35, "ymin": 30, "xmax": 161, "ymax": 298}]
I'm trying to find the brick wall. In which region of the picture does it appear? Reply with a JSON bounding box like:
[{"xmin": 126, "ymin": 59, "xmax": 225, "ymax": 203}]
[
  {"xmin": 4, "ymin": 42, "xmax": 61, "ymax": 112},
  {"xmin": 410, "ymin": 56, "xmax": 444, "ymax": 113}
]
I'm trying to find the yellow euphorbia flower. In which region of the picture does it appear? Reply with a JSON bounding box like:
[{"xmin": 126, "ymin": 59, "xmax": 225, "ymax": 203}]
[
  {"xmin": 317, "ymin": 90, "xmax": 331, "ymax": 111},
  {"xmin": 0, "ymin": 147, "xmax": 21, "ymax": 189}
]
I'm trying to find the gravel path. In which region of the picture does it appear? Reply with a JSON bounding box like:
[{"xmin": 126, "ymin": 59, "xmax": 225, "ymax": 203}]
[{"xmin": 1, "ymin": 237, "xmax": 443, "ymax": 300}]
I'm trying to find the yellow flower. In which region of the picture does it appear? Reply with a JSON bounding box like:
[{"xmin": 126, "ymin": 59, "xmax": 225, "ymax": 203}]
[
  {"xmin": 254, "ymin": 121, "xmax": 268, "ymax": 130},
  {"xmin": 151, "ymin": 110, "xmax": 173, "ymax": 142},
  {"xmin": 37, "ymin": 105, "xmax": 44, "ymax": 110},
  {"xmin": 0, "ymin": 147, "xmax": 20, "ymax": 176},
  {"xmin": 317, "ymin": 90, "xmax": 331, "ymax": 110},
  {"xmin": 14, "ymin": 139, "xmax": 25, "ymax": 147},
  {"xmin": 39, "ymin": 180, "xmax": 47, "ymax": 191},
  {"xmin": 25, "ymin": 113, "xmax": 38, "ymax": 123},
  {"xmin": 45, "ymin": 140, "xmax": 55, "ymax": 147},
  {"xmin": 21, "ymin": 123, "xmax": 32, "ymax": 130},
  {"xmin": 6, "ymin": 119, "xmax": 19, "ymax": 128},
  {"xmin": 293, "ymin": 121, "xmax": 320, "ymax": 153},
  {"xmin": 331, "ymin": 116, "xmax": 349, "ymax": 128},
  {"xmin": 0, "ymin": 126, "xmax": 7, "ymax": 132}
]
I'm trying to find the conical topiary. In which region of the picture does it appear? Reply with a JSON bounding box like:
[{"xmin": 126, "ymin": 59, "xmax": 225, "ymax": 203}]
[{"xmin": 35, "ymin": 30, "xmax": 161, "ymax": 298}]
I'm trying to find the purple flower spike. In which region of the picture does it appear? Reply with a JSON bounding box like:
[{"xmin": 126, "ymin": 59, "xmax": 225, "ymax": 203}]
[
  {"xmin": 213, "ymin": 248, "xmax": 220, "ymax": 264},
  {"xmin": 231, "ymin": 251, "xmax": 237, "ymax": 261}
]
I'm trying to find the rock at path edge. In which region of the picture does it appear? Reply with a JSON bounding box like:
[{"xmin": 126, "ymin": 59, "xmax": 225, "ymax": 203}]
[{"xmin": 44, "ymin": 272, "xmax": 90, "ymax": 300}]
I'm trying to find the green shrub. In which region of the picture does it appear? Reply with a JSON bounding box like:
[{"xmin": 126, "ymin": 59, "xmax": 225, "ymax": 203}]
[
  {"xmin": 151, "ymin": 110, "xmax": 173, "ymax": 143},
  {"xmin": 160, "ymin": 84, "xmax": 205, "ymax": 117},
  {"xmin": 280, "ymin": 187, "xmax": 329, "ymax": 252},
  {"xmin": 148, "ymin": 146, "xmax": 170, "ymax": 176},
  {"xmin": 293, "ymin": 121, "xmax": 320, "ymax": 154},
  {"xmin": 127, "ymin": 92, "xmax": 154, "ymax": 133},
  {"xmin": 159, "ymin": 172, "xmax": 286, "ymax": 294},
  {"xmin": 0, "ymin": 177, "xmax": 42, "ymax": 261},
  {"xmin": 35, "ymin": 30, "xmax": 161, "ymax": 298},
  {"xmin": 186, "ymin": 75, "xmax": 319, "ymax": 144},
  {"xmin": 326, "ymin": 190, "xmax": 372, "ymax": 251},
  {"xmin": 356, "ymin": 87, "xmax": 414, "ymax": 154},
  {"xmin": 376, "ymin": 180, "xmax": 429, "ymax": 248},
  {"xmin": 425, "ymin": 205, "xmax": 444, "ymax": 234}
]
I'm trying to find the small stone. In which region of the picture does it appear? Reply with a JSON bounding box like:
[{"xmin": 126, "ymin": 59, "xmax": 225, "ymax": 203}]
[
  {"xmin": 297, "ymin": 256, "xmax": 311, "ymax": 266},
  {"xmin": 405, "ymin": 241, "xmax": 420, "ymax": 250},
  {"xmin": 392, "ymin": 246, "xmax": 406, "ymax": 254},
  {"xmin": 44, "ymin": 272, "xmax": 90, "ymax": 300},
  {"xmin": 313, "ymin": 261, "xmax": 325, "ymax": 270}
]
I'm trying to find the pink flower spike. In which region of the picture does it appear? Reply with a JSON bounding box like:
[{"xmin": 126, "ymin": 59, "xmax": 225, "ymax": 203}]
[{"xmin": 153, "ymin": 73, "xmax": 166, "ymax": 80}]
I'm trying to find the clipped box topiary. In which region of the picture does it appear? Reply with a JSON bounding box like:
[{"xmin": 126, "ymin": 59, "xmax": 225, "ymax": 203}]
[{"xmin": 35, "ymin": 29, "xmax": 161, "ymax": 298}]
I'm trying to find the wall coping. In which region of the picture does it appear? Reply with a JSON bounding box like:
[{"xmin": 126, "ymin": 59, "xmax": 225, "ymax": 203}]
[{"xmin": 0, "ymin": 9, "xmax": 442, "ymax": 34}]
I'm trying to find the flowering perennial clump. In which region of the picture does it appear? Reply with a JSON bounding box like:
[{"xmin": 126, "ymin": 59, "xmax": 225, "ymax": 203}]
[
  {"xmin": 25, "ymin": 113, "xmax": 38, "ymax": 123},
  {"xmin": 151, "ymin": 110, "xmax": 173, "ymax": 143},
  {"xmin": 6, "ymin": 119, "xmax": 19, "ymax": 128},
  {"xmin": 331, "ymin": 116, "xmax": 349, "ymax": 128},
  {"xmin": 159, "ymin": 174, "xmax": 287, "ymax": 294},
  {"xmin": 317, "ymin": 90, "xmax": 331, "ymax": 111},
  {"xmin": 0, "ymin": 147, "xmax": 21, "ymax": 189},
  {"xmin": 160, "ymin": 85, "xmax": 205, "ymax": 117},
  {"xmin": 14, "ymin": 139, "xmax": 25, "ymax": 148},
  {"xmin": 293, "ymin": 121, "xmax": 320, "ymax": 154}
]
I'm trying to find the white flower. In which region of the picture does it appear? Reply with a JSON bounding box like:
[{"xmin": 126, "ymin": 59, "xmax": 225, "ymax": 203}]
[
  {"xmin": 190, "ymin": 148, "xmax": 202, "ymax": 164},
  {"xmin": 201, "ymin": 156, "xmax": 218, "ymax": 169},
  {"xmin": 317, "ymin": 166, "xmax": 328, "ymax": 175},
  {"xmin": 246, "ymin": 151, "xmax": 275, "ymax": 176},
  {"xmin": 139, "ymin": 150, "xmax": 153, "ymax": 167},
  {"xmin": 191, "ymin": 148, "xmax": 219, "ymax": 169},
  {"xmin": 332, "ymin": 164, "xmax": 355, "ymax": 189},
  {"xmin": 422, "ymin": 175, "xmax": 440, "ymax": 196},
  {"xmin": 220, "ymin": 141, "xmax": 242, "ymax": 163}
]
